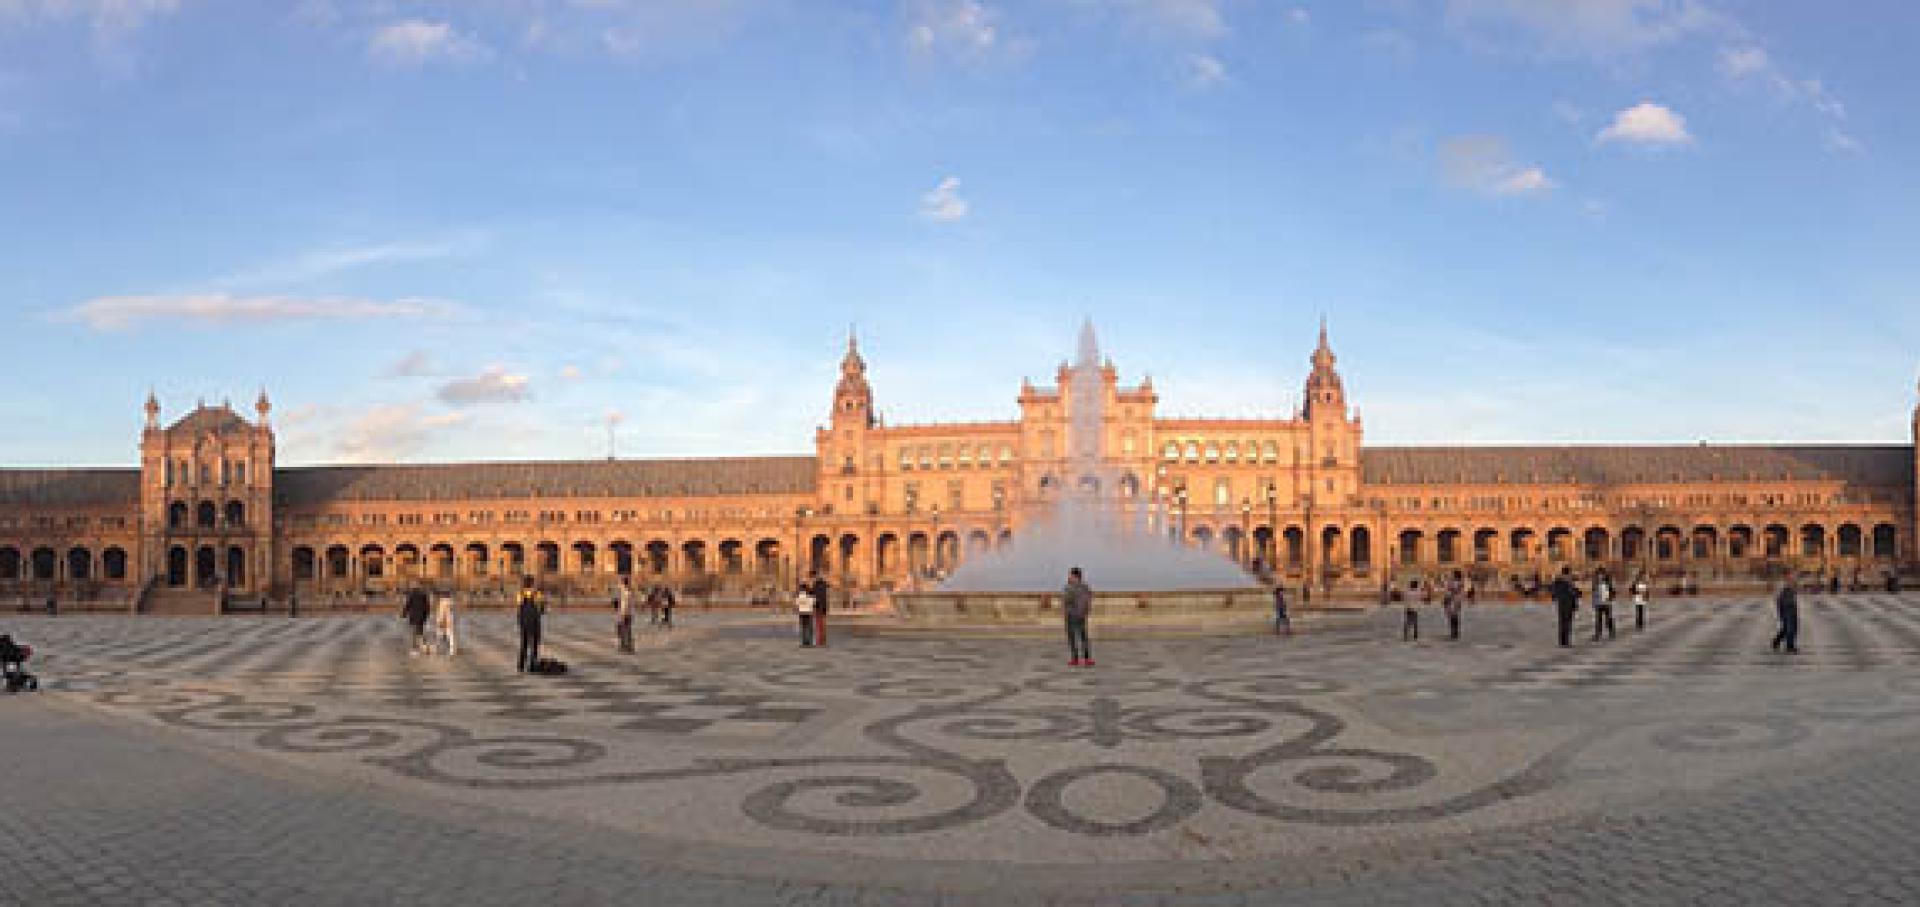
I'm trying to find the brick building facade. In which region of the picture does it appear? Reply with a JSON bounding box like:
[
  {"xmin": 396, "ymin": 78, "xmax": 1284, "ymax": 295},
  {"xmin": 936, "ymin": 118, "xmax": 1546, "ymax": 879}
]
[{"xmin": 2, "ymin": 327, "xmax": 1914, "ymax": 609}]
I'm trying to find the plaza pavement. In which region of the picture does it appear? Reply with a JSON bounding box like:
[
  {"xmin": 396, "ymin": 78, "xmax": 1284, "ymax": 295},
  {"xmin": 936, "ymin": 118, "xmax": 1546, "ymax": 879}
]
[{"xmin": 4, "ymin": 594, "xmax": 1920, "ymax": 905}]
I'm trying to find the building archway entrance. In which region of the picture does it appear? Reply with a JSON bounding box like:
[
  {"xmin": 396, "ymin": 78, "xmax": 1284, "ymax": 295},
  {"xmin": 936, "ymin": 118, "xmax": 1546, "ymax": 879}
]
[
  {"xmin": 167, "ymin": 546, "xmax": 188, "ymax": 586},
  {"xmin": 194, "ymin": 546, "xmax": 217, "ymax": 587}
]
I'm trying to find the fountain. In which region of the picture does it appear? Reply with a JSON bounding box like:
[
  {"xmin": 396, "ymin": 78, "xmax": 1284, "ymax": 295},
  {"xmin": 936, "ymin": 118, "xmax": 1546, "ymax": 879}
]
[{"xmin": 887, "ymin": 322, "xmax": 1271, "ymax": 633}]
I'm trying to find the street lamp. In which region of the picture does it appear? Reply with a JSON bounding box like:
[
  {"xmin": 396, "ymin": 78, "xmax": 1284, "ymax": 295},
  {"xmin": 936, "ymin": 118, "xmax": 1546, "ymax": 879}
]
[
  {"xmin": 1264, "ymin": 482, "xmax": 1278, "ymax": 570},
  {"xmin": 1174, "ymin": 485, "xmax": 1189, "ymax": 546},
  {"xmin": 930, "ymin": 503, "xmax": 943, "ymax": 578},
  {"xmin": 1240, "ymin": 498, "xmax": 1252, "ymax": 568}
]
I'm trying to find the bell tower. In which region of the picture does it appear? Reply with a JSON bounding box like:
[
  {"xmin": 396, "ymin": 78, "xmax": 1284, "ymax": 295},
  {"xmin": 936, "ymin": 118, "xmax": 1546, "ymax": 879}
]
[
  {"xmin": 1301, "ymin": 318, "xmax": 1363, "ymax": 524},
  {"xmin": 815, "ymin": 330, "xmax": 878, "ymax": 518}
]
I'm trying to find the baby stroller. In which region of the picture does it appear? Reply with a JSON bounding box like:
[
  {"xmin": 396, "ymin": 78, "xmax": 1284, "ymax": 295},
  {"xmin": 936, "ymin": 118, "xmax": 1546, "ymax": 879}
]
[{"xmin": 1, "ymin": 634, "xmax": 38, "ymax": 693}]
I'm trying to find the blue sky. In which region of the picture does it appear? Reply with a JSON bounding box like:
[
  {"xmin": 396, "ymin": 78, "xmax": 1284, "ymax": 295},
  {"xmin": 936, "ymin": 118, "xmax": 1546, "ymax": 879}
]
[{"xmin": 2, "ymin": 0, "xmax": 1916, "ymax": 465}]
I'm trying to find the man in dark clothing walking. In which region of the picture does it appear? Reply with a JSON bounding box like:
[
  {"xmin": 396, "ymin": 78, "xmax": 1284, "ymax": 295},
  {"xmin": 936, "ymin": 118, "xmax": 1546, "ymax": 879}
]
[
  {"xmin": 1063, "ymin": 567, "xmax": 1094, "ymax": 667},
  {"xmin": 808, "ymin": 573, "xmax": 831, "ymax": 647},
  {"xmin": 1549, "ymin": 568, "xmax": 1582, "ymax": 648},
  {"xmin": 1772, "ymin": 580, "xmax": 1800, "ymax": 653},
  {"xmin": 402, "ymin": 584, "xmax": 432, "ymax": 655},
  {"xmin": 516, "ymin": 576, "xmax": 546, "ymax": 672}
]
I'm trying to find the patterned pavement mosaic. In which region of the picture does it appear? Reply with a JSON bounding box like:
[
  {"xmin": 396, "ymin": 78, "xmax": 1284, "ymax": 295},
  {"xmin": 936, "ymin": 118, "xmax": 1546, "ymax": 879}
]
[{"xmin": 6, "ymin": 594, "xmax": 1920, "ymax": 903}]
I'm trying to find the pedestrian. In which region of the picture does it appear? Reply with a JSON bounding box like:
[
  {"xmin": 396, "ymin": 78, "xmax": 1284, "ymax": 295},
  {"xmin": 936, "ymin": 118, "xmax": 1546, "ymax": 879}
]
[
  {"xmin": 1771, "ymin": 579, "xmax": 1800, "ymax": 653},
  {"xmin": 1829, "ymin": 573, "xmax": 1841, "ymax": 595},
  {"xmin": 289, "ymin": 590, "xmax": 299, "ymax": 619},
  {"xmin": 647, "ymin": 582, "xmax": 662, "ymax": 626},
  {"xmin": 516, "ymin": 576, "xmax": 545, "ymax": 672},
  {"xmin": 1443, "ymin": 570, "xmax": 1465, "ymax": 640},
  {"xmin": 1402, "ymin": 581, "xmax": 1420, "ymax": 642},
  {"xmin": 809, "ymin": 572, "xmax": 832, "ymax": 647},
  {"xmin": 1549, "ymin": 567, "xmax": 1582, "ymax": 648},
  {"xmin": 1591, "ymin": 568, "xmax": 1616, "ymax": 641},
  {"xmin": 1271, "ymin": 583, "xmax": 1292, "ymax": 637},
  {"xmin": 1063, "ymin": 566, "xmax": 1094, "ymax": 667},
  {"xmin": 402, "ymin": 584, "xmax": 432, "ymax": 655},
  {"xmin": 654, "ymin": 583, "xmax": 676, "ymax": 630},
  {"xmin": 615, "ymin": 577, "xmax": 635, "ymax": 654},
  {"xmin": 434, "ymin": 588, "xmax": 459, "ymax": 656},
  {"xmin": 1631, "ymin": 572, "xmax": 1650, "ymax": 630},
  {"xmin": 793, "ymin": 582, "xmax": 816, "ymax": 647},
  {"xmin": 44, "ymin": 593, "xmax": 56, "ymax": 616}
]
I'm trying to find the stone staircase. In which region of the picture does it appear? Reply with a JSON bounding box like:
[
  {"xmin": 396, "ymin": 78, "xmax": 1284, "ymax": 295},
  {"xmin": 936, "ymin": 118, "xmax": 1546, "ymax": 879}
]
[{"xmin": 140, "ymin": 586, "xmax": 216, "ymax": 616}]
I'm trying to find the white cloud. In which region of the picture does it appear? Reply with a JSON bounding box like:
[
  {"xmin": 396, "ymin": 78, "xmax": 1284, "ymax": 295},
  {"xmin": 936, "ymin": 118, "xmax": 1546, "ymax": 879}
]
[
  {"xmin": 437, "ymin": 366, "xmax": 530, "ymax": 406},
  {"xmin": 918, "ymin": 175, "xmax": 969, "ymax": 222},
  {"xmin": 368, "ymin": 19, "xmax": 489, "ymax": 66},
  {"xmin": 1718, "ymin": 44, "xmax": 1856, "ymax": 152},
  {"xmin": 1113, "ymin": 0, "xmax": 1226, "ymax": 41},
  {"xmin": 1443, "ymin": 0, "xmax": 1720, "ymax": 60},
  {"xmin": 214, "ymin": 229, "xmax": 489, "ymax": 289},
  {"xmin": 0, "ymin": 0, "xmax": 181, "ymax": 32},
  {"xmin": 335, "ymin": 404, "xmax": 469, "ymax": 462},
  {"xmin": 1186, "ymin": 52, "xmax": 1226, "ymax": 87},
  {"xmin": 384, "ymin": 350, "xmax": 436, "ymax": 378},
  {"xmin": 1287, "ymin": 7, "xmax": 1309, "ymax": 26},
  {"xmin": 67, "ymin": 293, "xmax": 459, "ymax": 330},
  {"xmin": 1596, "ymin": 101, "xmax": 1693, "ymax": 145},
  {"xmin": 905, "ymin": 0, "xmax": 999, "ymax": 59},
  {"xmin": 1437, "ymin": 135, "xmax": 1557, "ymax": 198}
]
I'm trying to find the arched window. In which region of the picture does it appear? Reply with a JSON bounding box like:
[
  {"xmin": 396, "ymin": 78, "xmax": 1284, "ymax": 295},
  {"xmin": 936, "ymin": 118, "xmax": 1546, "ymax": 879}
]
[
  {"xmin": 224, "ymin": 500, "xmax": 245, "ymax": 528},
  {"xmin": 196, "ymin": 500, "xmax": 217, "ymax": 529}
]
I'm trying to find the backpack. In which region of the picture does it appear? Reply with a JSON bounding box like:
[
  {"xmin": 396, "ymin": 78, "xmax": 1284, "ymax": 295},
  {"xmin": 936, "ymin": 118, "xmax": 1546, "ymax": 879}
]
[{"xmin": 530, "ymin": 657, "xmax": 568, "ymax": 675}]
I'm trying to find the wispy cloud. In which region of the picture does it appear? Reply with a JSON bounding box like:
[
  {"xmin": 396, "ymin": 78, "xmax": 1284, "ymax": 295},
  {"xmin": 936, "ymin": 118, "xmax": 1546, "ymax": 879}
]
[
  {"xmin": 918, "ymin": 175, "xmax": 969, "ymax": 222},
  {"xmin": 1437, "ymin": 135, "xmax": 1557, "ymax": 197},
  {"xmin": 1186, "ymin": 52, "xmax": 1227, "ymax": 88},
  {"xmin": 437, "ymin": 365, "xmax": 530, "ymax": 406},
  {"xmin": 214, "ymin": 229, "xmax": 490, "ymax": 289},
  {"xmin": 1443, "ymin": 0, "xmax": 1720, "ymax": 60},
  {"xmin": 1716, "ymin": 44, "xmax": 1856, "ymax": 152},
  {"xmin": 383, "ymin": 350, "xmax": 437, "ymax": 378},
  {"xmin": 67, "ymin": 293, "xmax": 461, "ymax": 330},
  {"xmin": 335, "ymin": 403, "xmax": 469, "ymax": 462},
  {"xmin": 368, "ymin": 19, "xmax": 490, "ymax": 66},
  {"xmin": 1596, "ymin": 101, "xmax": 1693, "ymax": 146},
  {"xmin": 905, "ymin": 0, "xmax": 1004, "ymax": 61}
]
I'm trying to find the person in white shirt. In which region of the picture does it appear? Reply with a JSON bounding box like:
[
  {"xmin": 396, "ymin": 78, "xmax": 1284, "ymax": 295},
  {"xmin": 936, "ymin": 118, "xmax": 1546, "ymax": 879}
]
[
  {"xmin": 1590, "ymin": 568, "xmax": 1617, "ymax": 641},
  {"xmin": 1631, "ymin": 572, "xmax": 1650, "ymax": 630},
  {"xmin": 615, "ymin": 578, "xmax": 636, "ymax": 653},
  {"xmin": 433, "ymin": 590, "xmax": 458, "ymax": 657}
]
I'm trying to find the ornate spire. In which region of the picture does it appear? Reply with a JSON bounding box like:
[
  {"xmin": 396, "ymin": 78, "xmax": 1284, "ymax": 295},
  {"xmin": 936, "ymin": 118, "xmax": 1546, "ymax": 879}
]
[
  {"xmin": 831, "ymin": 329, "xmax": 874, "ymax": 429},
  {"xmin": 255, "ymin": 387, "xmax": 272, "ymax": 423},
  {"xmin": 841, "ymin": 326, "xmax": 866, "ymax": 376},
  {"xmin": 1303, "ymin": 317, "xmax": 1346, "ymax": 420},
  {"xmin": 144, "ymin": 389, "xmax": 160, "ymax": 429}
]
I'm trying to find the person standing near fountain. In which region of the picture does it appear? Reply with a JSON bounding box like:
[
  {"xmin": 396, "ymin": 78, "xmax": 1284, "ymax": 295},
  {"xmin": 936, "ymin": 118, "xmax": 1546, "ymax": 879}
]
[
  {"xmin": 1063, "ymin": 567, "xmax": 1094, "ymax": 667},
  {"xmin": 1272, "ymin": 583, "xmax": 1292, "ymax": 637}
]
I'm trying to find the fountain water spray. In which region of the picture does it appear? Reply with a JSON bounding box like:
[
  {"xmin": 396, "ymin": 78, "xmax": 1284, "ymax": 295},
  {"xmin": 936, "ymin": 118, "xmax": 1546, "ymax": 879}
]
[{"xmin": 938, "ymin": 322, "xmax": 1259, "ymax": 593}]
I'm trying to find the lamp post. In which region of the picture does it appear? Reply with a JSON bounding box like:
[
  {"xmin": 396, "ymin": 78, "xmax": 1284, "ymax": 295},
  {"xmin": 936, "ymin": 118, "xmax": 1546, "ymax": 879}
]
[
  {"xmin": 793, "ymin": 506, "xmax": 811, "ymax": 589},
  {"xmin": 1240, "ymin": 498, "xmax": 1252, "ymax": 568},
  {"xmin": 1174, "ymin": 485, "xmax": 1189, "ymax": 546},
  {"xmin": 1264, "ymin": 482, "xmax": 1278, "ymax": 572},
  {"xmin": 930, "ymin": 503, "xmax": 943, "ymax": 579}
]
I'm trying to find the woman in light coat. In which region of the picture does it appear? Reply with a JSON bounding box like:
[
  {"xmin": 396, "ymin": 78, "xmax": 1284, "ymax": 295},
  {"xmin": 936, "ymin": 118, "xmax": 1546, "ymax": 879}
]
[{"xmin": 434, "ymin": 589, "xmax": 459, "ymax": 656}]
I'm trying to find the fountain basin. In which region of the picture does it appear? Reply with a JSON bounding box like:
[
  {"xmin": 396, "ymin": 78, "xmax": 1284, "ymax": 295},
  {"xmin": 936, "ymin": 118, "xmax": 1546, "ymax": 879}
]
[{"xmin": 887, "ymin": 587, "xmax": 1275, "ymax": 631}]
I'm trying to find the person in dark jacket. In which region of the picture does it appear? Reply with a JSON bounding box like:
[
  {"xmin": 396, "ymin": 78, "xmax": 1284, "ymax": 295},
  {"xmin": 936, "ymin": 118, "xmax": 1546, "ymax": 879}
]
[
  {"xmin": 1549, "ymin": 568, "xmax": 1582, "ymax": 648},
  {"xmin": 516, "ymin": 576, "xmax": 546, "ymax": 672},
  {"xmin": 1771, "ymin": 580, "xmax": 1800, "ymax": 654},
  {"xmin": 1272, "ymin": 583, "xmax": 1292, "ymax": 637},
  {"xmin": 1063, "ymin": 567, "xmax": 1094, "ymax": 667},
  {"xmin": 808, "ymin": 573, "xmax": 831, "ymax": 647},
  {"xmin": 402, "ymin": 584, "xmax": 432, "ymax": 655}
]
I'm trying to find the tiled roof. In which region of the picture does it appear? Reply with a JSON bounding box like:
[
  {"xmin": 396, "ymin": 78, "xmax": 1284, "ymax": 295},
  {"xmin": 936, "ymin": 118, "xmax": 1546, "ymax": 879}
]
[
  {"xmin": 1361, "ymin": 445, "xmax": 1914, "ymax": 487},
  {"xmin": 166, "ymin": 405, "xmax": 253, "ymax": 435},
  {"xmin": 0, "ymin": 469, "xmax": 140, "ymax": 506},
  {"xmin": 274, "ymin": 457, "xmax": 820, "ymax": 505}
]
